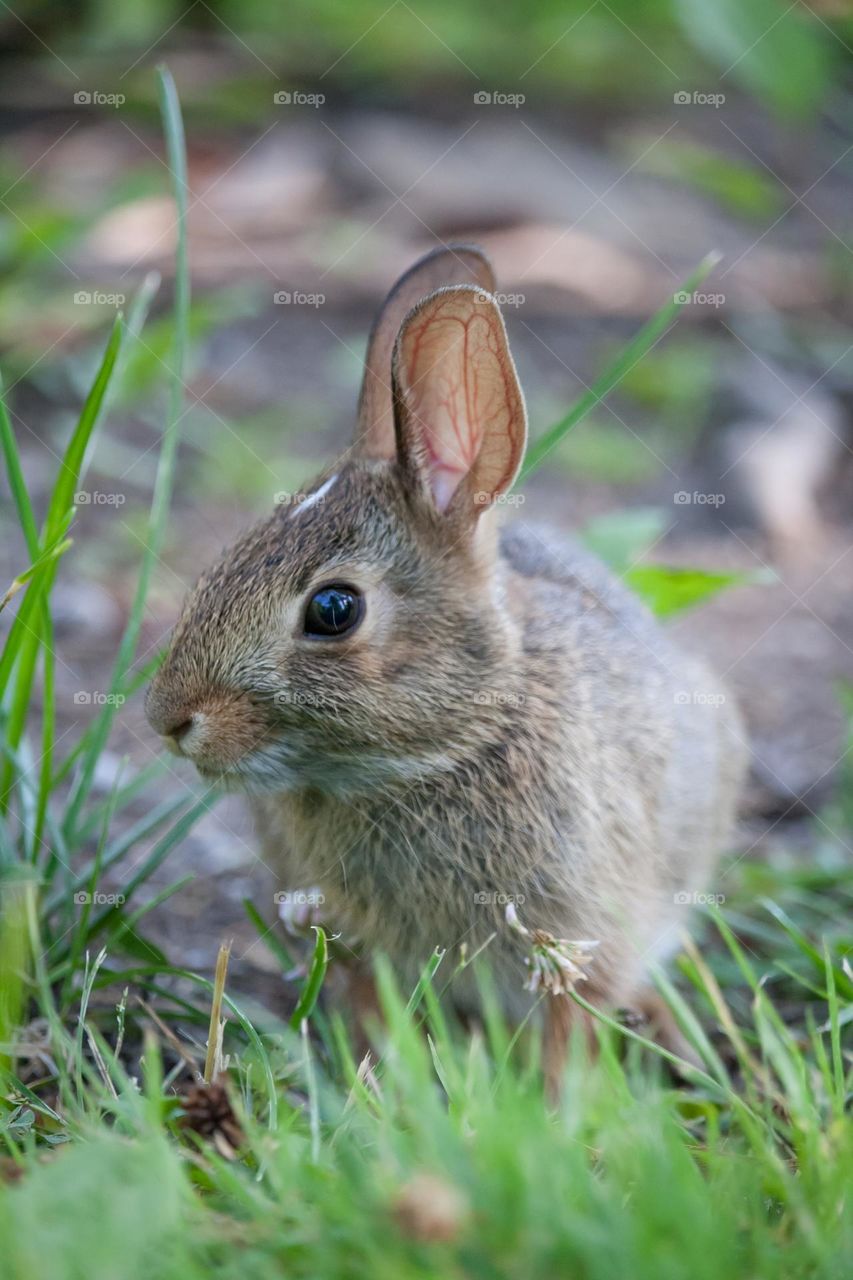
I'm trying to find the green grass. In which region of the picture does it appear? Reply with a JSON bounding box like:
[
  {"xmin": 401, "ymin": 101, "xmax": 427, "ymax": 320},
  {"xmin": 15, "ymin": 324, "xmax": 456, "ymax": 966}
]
[
  {"xmin": 518, "ymin": 253, "xmax": 721, "ymax": 483},
  {"xmin": 12, "ymin": 0, "xmax": 842, "ymax": 117},
  {"xmin": 0, "ymin": 67, "xmax": 851, "ymax": 1280},
  {"xmin": 0, "ymin": 908, "xmax": 850, "ymax": 1279}
]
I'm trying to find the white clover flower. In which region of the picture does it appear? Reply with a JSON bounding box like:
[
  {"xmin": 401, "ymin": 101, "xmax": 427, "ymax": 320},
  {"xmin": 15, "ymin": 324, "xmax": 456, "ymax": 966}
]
[{"xmin": 505, "ymin": 901, "xmax": 598, "ymax": 996}]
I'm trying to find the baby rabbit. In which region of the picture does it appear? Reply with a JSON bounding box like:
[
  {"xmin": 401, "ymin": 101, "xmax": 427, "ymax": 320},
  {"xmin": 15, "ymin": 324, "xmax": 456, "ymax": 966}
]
[{"xmin": 146, "ymin": 245, "xmax": 746, "ymax": 1086}]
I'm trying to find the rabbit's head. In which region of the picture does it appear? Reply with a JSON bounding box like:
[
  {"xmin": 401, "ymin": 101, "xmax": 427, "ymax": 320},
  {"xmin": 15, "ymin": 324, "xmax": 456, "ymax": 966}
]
[{"xmin": 145, "ymin": 247, "xmax": 528, "ymax": 796}]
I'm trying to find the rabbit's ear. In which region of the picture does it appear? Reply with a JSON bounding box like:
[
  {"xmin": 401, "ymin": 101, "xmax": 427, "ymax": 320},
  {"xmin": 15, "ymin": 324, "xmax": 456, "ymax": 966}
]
[
  {"xmin": 355, "ymin": 245, "xmax": 495, "ymax": 459},
  {"xmin": 392, "ymin": 286, "xmax": 527, "ymax": 522}
]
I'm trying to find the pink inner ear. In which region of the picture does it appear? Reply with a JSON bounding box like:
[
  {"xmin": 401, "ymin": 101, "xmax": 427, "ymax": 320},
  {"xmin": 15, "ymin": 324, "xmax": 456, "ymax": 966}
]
[{"xmin": 401, "ymin": 308, "xmax": 513, "ymax": 512}]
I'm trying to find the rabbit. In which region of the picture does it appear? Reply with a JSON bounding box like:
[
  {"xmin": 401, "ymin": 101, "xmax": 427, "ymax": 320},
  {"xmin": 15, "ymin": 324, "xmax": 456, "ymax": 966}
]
[{"xmin": 146, "ymin": 244, "xmax": 747, "ymax": 1089}]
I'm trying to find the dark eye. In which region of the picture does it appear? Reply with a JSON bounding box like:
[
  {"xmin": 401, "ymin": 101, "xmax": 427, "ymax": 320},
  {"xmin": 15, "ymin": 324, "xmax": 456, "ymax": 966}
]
[{"xmin": 303, "ymin": 585, "xmax": 363, "ymax": 637}]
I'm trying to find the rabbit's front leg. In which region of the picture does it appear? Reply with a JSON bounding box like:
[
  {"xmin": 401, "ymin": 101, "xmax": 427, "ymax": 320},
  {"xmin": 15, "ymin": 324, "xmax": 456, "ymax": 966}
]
[
  {"xmin": 543, "ymin": 997, "xmax": 597, "ymax": 1102},
  {"xmin": 335, "ymin": 964, "xmax": 384, "ymax": 1064}
]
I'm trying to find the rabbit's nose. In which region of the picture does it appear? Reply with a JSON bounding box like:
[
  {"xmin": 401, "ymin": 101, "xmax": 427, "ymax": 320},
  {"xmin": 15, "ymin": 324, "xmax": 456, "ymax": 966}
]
[
  {"xmin": 163, "ymin": 714, "xmax": 199, "ymax": 757},
  {"xmin": 146, "ymin": 687, "xmax": 262, "ymax": 771}
]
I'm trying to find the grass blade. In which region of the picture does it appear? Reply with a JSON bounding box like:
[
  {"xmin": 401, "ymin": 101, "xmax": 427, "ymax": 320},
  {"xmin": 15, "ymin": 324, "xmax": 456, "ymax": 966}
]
[
  {"xmin": 290, "ymin": 927, "xmax": 329, "ymax": 1030},
  {"xmin": 243, "ymin": 898, "xmax": 296, "ymax": 974},
  {"xmin": 519, "ymin": 252, "xmax": 721, "ymax": 480},
  {"xmin": 43, "ymin": 316, "xmax": 124, "ymax": 543},
  {"xmin": 0, "ymin": 316, "xmax": 125, "ymax": 817},
  {"xmin": 0, "ymin": 375, "xmax": 39, "ymax": 557},
  {"xmin": 63, "ymin": 67, "xmax": 190, "ymax": 841}
]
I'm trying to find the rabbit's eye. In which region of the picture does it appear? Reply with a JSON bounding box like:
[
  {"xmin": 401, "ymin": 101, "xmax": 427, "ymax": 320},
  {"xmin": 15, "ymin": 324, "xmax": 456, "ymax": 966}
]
[{"xmin": 303, "ymin": 585, "xmax": 363, "ymax": 638}]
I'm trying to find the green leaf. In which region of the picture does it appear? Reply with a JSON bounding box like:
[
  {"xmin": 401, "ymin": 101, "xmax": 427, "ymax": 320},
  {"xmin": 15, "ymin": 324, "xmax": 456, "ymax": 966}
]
[
  {"xmin": 638, "ymin": 139, "xmax": 784, "ymax": 222},
  {"xmin": 625, "ymin": 564, "xmax": 754, "ymax": 617}
]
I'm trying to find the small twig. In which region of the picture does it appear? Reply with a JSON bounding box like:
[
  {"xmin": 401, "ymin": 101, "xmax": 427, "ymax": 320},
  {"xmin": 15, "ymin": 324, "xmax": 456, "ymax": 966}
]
[{"xmin": 204, "ymin": 941, "xmax": 231, "ymax": 1084}]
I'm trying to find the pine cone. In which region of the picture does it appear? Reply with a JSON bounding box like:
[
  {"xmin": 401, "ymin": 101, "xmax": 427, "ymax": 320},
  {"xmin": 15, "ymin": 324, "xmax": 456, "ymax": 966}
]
[{"xmin": 178, "ymin": 1077, "xmax": 244, "ymax": 1158}]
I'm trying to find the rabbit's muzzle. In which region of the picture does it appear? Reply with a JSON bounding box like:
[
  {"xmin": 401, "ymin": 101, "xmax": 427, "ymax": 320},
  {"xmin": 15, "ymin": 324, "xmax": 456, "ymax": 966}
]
[{"xmin": 145, "ymin": 684, "xmax": 268, "ymax": 778}]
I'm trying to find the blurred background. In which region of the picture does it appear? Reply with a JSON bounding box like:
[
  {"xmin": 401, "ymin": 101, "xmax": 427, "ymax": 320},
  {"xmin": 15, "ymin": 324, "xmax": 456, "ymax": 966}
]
[{"xmin": 1, "ymin": 0, "xmax": 853, "ymax": 985}]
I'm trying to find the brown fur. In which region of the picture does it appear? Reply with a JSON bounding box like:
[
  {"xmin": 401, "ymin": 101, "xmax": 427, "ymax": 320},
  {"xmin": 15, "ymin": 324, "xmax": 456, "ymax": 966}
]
[{"xmin": 146, "ymin": 246, "xmax": 747, "ymax": 1082}]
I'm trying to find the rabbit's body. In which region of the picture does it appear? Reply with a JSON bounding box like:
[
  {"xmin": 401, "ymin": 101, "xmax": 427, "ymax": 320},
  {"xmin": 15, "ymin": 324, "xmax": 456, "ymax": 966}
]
[
  {"xmin": 251, "ymin": 507, "xmax": 743, "ymax": 1019},
  {"xmin": 146, "ymin": 245, "xmax": 745, "ymax": 1064}
]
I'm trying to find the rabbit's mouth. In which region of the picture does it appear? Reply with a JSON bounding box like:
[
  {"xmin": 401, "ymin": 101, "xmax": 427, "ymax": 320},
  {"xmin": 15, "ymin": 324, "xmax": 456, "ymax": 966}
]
[
  {"xmin": 192, "ymin": 758, "xmax": 280, "ymax": 794},
  {"xmin": 191, "ymin": 741, "xmax": 305, "ymax": 795},
  {"xmin": 196, "ymin": 739, "xmax": 457, "ymax": 799}
]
